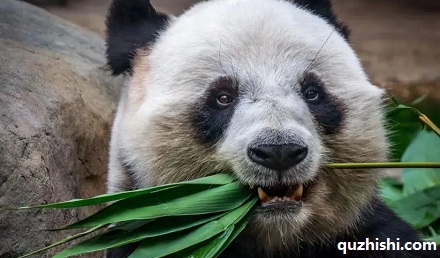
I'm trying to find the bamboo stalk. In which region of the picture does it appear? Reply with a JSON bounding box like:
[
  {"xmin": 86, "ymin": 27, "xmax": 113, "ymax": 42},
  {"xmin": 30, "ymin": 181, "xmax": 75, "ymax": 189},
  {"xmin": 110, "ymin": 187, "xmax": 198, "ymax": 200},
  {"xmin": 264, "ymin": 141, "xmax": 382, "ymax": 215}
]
[
  {"xmin": 18, "ymin": 224, "xmax": 107, "ymax": 258},
  {"xmin": 419, "ymin": 113, "xmax": 440, "ymax": 137},
  {"xmin": 327, "ymin": 162, "xmax": 440, "ymax": 169}
]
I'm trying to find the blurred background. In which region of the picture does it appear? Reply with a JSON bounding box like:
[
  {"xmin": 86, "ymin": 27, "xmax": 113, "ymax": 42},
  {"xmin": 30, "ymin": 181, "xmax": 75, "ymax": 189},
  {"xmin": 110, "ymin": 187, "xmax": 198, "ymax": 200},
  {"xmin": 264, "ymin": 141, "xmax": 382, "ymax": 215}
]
[{"xmin": 22, "ymin": 0, "xmax": 440, "ymax": 105}]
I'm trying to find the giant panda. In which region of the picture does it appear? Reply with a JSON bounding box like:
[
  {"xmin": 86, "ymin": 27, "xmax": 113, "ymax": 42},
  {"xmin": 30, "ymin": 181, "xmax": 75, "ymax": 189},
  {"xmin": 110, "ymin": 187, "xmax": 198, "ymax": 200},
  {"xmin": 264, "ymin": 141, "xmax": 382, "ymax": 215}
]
[{"xmin": 104, "ymin": 0, "xmax": 438, "ymax": 257}]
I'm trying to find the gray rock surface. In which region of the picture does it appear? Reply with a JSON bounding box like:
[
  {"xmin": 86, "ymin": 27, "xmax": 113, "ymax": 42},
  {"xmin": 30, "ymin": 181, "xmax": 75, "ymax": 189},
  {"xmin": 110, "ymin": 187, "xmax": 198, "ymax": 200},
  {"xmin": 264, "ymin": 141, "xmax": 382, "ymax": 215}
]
[{"xmin": 0, "ymin": 0, "xmax": 122, "ymax": 257}]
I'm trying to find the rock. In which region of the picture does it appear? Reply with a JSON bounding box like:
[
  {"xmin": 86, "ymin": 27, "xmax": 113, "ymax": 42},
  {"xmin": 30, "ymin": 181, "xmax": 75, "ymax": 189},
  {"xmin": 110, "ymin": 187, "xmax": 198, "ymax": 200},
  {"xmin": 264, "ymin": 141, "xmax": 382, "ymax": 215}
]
[{"xmin": 0, "ymin": 0, "xmax": 122, "ymax": 257}]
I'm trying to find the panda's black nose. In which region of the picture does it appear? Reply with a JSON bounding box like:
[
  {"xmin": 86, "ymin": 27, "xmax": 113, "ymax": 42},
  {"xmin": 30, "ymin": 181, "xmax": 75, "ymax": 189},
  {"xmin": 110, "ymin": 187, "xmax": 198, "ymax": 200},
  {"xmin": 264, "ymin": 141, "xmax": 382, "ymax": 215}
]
[{"xmin": 247, "ymin": 143, "xmax": 308, "ymax": 170}]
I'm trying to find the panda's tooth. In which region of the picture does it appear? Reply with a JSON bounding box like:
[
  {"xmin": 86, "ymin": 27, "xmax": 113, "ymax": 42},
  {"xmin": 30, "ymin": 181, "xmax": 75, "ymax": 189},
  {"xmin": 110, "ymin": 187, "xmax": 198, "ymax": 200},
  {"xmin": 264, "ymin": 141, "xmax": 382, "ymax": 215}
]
[
  {"xmin": 257, "ymin": 187, "xmax": 265, "ymax": 199},
  {"xmin": 258, "ymin": 187, "xmax": 273, "ymax": 203},
  {"xmin": 293, "ymin": 184, "xmax": 304, "ymax": 201}
]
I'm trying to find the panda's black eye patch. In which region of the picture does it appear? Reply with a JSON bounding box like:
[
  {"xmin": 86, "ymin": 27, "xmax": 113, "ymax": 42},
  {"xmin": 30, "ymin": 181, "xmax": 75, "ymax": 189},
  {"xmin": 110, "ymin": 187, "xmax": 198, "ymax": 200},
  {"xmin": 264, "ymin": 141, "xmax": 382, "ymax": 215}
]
[
  {"xmin": 300, "ymin": 73, "xmax": 345, "ymax": 135},
  {"xmin": 191, "ymin": 76, "xmax": 239, "ymax": 144}
]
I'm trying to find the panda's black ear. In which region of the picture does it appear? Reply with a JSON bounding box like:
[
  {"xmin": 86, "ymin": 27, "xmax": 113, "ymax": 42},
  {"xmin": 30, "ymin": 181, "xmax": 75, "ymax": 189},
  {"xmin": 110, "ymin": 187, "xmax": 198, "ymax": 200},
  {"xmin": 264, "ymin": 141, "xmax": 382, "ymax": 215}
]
[
  {"xmin": 290, "ymin": 0, "xmax": 349, "ymax": 40},
  {"xmin": 106, "ymin": 0, "xmax": 169, "ymax": 76}
]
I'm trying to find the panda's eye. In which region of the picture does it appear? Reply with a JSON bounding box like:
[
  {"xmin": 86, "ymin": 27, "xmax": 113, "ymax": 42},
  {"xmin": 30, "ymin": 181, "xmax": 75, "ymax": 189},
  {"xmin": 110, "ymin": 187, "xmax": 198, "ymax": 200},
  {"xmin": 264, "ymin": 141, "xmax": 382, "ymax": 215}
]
[
  {"xmin": 217, "ymin": 94, "xmax": 234, "ymax": 107},
  {"xmin": 301, "ymin": 74, "xmax": 324, "ymax": 104},
  {"xmin": 305, "ymin": 89, "xmax": 319, "ymax": 101},
  {"xmin": 207, "ymin": 76, "xmax": 237, "ymax": 110}
]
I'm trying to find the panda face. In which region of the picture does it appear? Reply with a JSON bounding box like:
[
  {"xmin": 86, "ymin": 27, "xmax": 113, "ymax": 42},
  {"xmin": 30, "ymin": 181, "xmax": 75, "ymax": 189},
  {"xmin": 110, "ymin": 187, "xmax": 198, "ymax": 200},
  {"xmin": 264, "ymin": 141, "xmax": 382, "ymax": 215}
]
[{"xmin": 109, "ymin": 0, "xmax": 388, "ymax": 251}]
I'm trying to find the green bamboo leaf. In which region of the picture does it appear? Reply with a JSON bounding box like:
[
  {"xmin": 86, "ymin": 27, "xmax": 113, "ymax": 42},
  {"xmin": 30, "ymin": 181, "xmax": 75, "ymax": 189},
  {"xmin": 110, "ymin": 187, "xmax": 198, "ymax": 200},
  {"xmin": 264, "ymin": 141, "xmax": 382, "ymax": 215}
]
[
  {"xmin": 213, "ymin": 214, "xmax": 250, "ymax": 258},
  {"xmin": 185, "ymin": 199, "xmax": 256, "ymax": 258},
  {"xmin": 53, "ymin": 213, "xmax": 225, "ymax": 257},
  {"xmin": 193, "ymin": 199, "xmax": 255, "ymax": 258},
  {"xmin": 172, "ymin": 199, "xmax": 256, "ymax": 258},
  {"xmin": 174, "ymin": 213, "xmax": 252, "ymax": 258},
  {"xmin": 426, "ymin": 234, "xmax": 440, "ymax": 245},
  {"xmin": 184, "ymin": 225, "xmax": 234, "ymax": 258},
  {"xmin": 128, "ymin": 198, "xmax": 256, "ymax": 258},
  {"xmin": 102, "ymin": 220, "xmax": 153, "ymax": 232},
  {"xmin": 6, "ymin": 174, "xmax": 235, "ymax": 210},
  {"xmin": 388, "ymin": 185, "xmax": 440, "ymax": 228},
  {"xmin": 18, "ymin": 224, "xmax": 106, "ymax": 258},
  {"xmin": 380, "ymin": 178, "xmax": 404, "ymax": 205},
  {"xmin": 169, "ymin": 225, "xmax": 235, "ymax": 258},
  {"xmin": 67, "ymin": 182, "xmax": 252, "ymax": 229},
  {"xmin": 401, "ymin": 130, "xmax": 440, "ymax": 195},
  {"xmin": 396, "ymin": 104, "xmax": 440, "ymax": 136}
]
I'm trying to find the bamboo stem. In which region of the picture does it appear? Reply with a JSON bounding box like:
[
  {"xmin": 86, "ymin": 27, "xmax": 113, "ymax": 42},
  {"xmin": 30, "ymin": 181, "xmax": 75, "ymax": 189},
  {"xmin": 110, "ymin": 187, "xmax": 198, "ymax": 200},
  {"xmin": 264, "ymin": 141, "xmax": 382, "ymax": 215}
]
[
  {"xmin": 326, "ymin": 162, "xmax": 440, "ymax": 169},
  {"xmin": 419, "ymin": 113, "xmax": 440, "ymax": 137},
  {"xmin": 18, "ymin": 224, "xmax": 106, "ymax": 258}
]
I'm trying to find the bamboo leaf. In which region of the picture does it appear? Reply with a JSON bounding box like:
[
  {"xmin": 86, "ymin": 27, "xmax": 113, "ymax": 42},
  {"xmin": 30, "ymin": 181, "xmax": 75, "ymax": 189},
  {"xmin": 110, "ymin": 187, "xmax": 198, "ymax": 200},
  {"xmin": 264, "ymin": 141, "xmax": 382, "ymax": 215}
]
[
  {"xmin": 426, "ymin": 234, "xmax": 440, "ymax": 245},
  {"xmin": 379, "ymin": 178, "xmax": 404, "ymax": 206},
  {"xmin": 6, "ymin": 174, "xmax": 235, "ymax": 210},
  {"xmin": 213, "ymin": 214, "xmax": 250, "ymax": 258},
  {"xmin": 401, "ymin": 130, "xmax": 440, "ymax": 196},
  {"xmin": 172, "ymin": 214, "xmax": 251, "ymax": 258},
  {"xmin": 393, "ymin": 103, "xmax": 440, "ymax": 136},
  {"xmin": 53, "ymin": 213, "xmax": 225, "ymax": 257},
  {"xmin": 154, "ymin": 199, "xmax": 255, "ymax": 258},
  {"xmin": 186, "ymin": 225, "xmax": 234, "ymax": 258},
  {"xmin": 170, "ymin": 225, "xmax": 235, "ymax": 258},
  {"xmin": 66, "ymin": 182, "xmax": 252, "ymax": 229},
  {"xmin": 128, "ymin": 198, "xmax": 256, "ymax": 258},
  {"xmin": 388, "ymin": 185, "xmax": 440, "ymax": 228}
]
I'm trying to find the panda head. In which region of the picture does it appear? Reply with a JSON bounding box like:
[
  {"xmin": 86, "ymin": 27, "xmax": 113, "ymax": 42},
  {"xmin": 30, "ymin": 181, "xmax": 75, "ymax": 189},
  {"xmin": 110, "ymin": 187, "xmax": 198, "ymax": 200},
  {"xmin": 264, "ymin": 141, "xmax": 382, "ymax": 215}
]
[{"xmin": 107, "ymin": 0, "xmax": 388, "ymax": 252}]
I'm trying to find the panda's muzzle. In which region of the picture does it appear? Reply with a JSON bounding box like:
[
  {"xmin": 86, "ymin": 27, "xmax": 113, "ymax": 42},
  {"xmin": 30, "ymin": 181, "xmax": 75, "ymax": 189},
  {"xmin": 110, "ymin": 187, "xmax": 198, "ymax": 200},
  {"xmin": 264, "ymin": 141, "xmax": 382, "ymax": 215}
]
[{"xmin": 245, "ymin": 134, "xmax": 311, "ymax": 207}]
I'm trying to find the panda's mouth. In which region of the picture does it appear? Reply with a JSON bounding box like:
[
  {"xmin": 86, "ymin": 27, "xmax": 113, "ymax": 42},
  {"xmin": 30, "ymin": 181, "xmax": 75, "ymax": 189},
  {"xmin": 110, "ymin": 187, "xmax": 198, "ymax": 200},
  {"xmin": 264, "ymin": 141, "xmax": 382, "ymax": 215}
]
[{"xmin": 256, "ymin": 184, "xmax": 304, "ymax": 207}]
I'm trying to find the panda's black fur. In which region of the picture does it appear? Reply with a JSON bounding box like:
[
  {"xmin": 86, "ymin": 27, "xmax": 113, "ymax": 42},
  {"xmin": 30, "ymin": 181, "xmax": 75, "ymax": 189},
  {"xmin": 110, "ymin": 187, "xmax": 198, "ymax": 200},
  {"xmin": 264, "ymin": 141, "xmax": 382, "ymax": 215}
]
[
  {"xmin": 106, "ymin": 0, "xmax": 169, "ymax": 76},
  {"xmin": 104, "ymin": 0, "xmax": 440, "ymax": 257}
]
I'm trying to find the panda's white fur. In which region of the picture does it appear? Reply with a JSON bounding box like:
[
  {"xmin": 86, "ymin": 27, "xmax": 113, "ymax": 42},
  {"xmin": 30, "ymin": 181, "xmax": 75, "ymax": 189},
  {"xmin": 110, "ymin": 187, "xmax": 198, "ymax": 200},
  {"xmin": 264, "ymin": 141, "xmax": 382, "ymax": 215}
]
[{"xmin": 104, "ymin": 0, "xmax": 434, "ymax": 257}]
